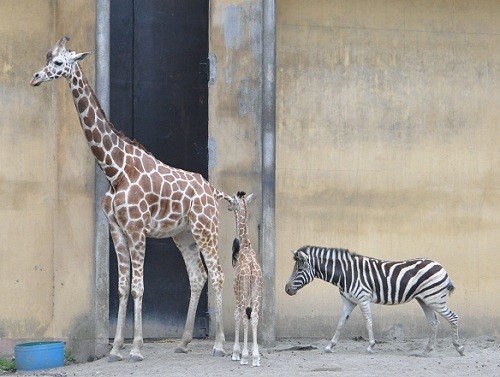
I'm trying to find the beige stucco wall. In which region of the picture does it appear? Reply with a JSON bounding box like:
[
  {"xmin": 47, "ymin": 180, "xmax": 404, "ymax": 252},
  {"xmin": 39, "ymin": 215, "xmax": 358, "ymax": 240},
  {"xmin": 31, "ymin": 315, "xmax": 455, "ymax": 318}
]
[
  {"xmin": 209, "ymin": 0, "xmax": 263, "ymax": 338},
  {"xmin": 0, "ymin": 0, "xmax": 96, "ymax": 359},
  {"xmin": 276, "ymin": 0, "xmax": 499, "ymax": 339}
]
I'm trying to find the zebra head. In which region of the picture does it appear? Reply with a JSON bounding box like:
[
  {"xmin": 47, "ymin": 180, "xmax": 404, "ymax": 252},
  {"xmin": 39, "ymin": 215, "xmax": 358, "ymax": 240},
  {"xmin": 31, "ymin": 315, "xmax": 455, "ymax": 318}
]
[{"xmin": 285, "ymin": 248, "xmax": 314, "ymax": 296}]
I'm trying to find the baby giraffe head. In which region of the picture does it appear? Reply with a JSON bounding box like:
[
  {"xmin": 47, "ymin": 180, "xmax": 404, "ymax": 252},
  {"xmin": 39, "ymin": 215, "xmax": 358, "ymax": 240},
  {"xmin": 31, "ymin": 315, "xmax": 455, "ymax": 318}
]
[
  {"xmin": 30, "ymin": 36, "xmax": 90, "ymax": 86},
  {"xmin": 227, "ymin": 191, "xmax": 255, "ymax": 214}
]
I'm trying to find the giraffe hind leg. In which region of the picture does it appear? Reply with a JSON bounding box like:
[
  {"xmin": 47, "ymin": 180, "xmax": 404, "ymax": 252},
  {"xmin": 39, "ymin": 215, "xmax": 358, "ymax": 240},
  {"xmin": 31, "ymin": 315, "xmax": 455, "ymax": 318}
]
[
  {"xmin": 173, "ymin": 230, "xmax": 208, "ymax": 353},
  {"xmin": 232, "ymin": 305, "xmax": 242, "ymax": 361},
  {"xmin": 250, "ymin": 308, "xmax": 260, "ymax": 367}
]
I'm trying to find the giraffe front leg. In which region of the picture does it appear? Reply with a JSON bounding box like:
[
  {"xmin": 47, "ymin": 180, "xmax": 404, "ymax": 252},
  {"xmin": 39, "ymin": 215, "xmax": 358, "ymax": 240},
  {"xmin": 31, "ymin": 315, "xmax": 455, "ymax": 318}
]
[
  {"xmin": 232, "ymin": 306, "xmax": 241, "ymax": 361},
  {"xmin": 359, "ymin": 300, "xmax": 376, "ymax": 353},
  {"xmin": 107, "ymin": 213, "xmax": 130, "ymax": 362},
  {"xmin": 128, "ymin": 236, "xmax": 146, "ymax": 362},
  {"xmin": 325, "ymin": 298, "xmax": 356, "ymax": 353},
  {"xmin": 129, "ymin": 282, "xmax": 144, "ymax": 362},
  {"xmin": 109, "ymin": 281, "xmax": 128, "ymax": 362}
]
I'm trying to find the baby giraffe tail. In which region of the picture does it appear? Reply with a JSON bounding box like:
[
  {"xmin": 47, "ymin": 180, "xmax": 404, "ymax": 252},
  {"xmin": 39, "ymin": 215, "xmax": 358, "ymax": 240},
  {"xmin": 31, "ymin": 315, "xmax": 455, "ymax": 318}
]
[{"xmin": 245, "ymin": 307, "xmax": 252, "ymax": 320}]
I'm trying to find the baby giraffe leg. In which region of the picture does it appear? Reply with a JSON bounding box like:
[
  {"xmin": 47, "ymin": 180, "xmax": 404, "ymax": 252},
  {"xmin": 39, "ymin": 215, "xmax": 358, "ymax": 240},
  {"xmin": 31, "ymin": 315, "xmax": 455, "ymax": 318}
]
[
  {"xmin": 251, "ymin": 311, "xmax": 260, "ymax": 366},
  {"xmin": 240, "ymin": 314, "xmax": 249, "ymax": 365},
  {"xmin": 232, "ymin": 307, "xmax": 241, "ymax": 361}
]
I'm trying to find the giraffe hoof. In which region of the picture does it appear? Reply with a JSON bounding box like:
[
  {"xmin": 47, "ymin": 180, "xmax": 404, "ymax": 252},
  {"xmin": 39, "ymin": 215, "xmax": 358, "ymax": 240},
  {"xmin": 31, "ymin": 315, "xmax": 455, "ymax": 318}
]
[
  {"xmin": 108, "ymin": 354, "xmax": 123, "ymax": 363},
  {"xmin": 324, "ymin": 346, "xmax": 333, "ymax": 354},
  {"xmin": 128, "ymin": 353, "xmax": 144, "ymax": 362},
  {"xmin": 212, "ymin": 348, "xmax": 226, "ymax": 357},
  {"xmin": 457, "ymin": 345, "xmax": 465, "ymax": 356},
  {"xmin": 174, "ymin": 346, "xmax": 189, "ymax": 354},
  {"xmin": 231, "ymin": 353, "xmax": 241, "ymax": 361}
]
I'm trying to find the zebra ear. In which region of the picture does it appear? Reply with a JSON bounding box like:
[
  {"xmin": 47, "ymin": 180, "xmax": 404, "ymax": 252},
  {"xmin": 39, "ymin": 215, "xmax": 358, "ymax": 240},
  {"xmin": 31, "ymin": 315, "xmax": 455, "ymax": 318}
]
[{"xmin": 296, "ymin": 251, "xmax": 309, "ymax": 263}]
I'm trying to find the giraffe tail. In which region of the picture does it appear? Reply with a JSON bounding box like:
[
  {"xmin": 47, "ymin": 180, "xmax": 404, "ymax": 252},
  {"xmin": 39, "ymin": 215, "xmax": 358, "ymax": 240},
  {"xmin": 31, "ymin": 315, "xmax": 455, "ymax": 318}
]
[
  {"xmin": 246, "ymin": 307, "xmax": 252, "ymax": 320},
  {"xmin": 211, "ymin": 185, "xmax": 232, "ymax": 203},
  {"xmin": 232, "ymin": 238, "xmax": 240, "ymax": 267}
]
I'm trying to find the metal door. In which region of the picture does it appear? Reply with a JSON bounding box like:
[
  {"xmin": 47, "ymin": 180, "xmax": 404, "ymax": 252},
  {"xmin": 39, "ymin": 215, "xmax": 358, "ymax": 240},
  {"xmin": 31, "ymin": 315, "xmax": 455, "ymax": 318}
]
[{"xmin": 109, "ymin": 0, "xmax": 209, "ymax": 339}]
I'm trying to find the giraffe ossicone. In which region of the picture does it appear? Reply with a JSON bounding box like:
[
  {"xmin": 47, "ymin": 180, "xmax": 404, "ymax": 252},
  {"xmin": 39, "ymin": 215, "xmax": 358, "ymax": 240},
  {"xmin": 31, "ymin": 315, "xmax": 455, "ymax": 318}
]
[
  {"xmin": 31, "ymin": 36, "xmax": 230, "ymax": 361},
  {"xmin": 227, "ymin": 191, "xmax": 262, "ymax": 367}
]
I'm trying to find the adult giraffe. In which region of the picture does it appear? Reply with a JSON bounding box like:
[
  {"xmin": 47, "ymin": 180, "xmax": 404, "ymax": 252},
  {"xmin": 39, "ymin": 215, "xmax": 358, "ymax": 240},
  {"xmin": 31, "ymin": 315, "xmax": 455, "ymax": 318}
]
[{"xmin": 30, "ymin": 36, "xmax": 228, "ymax": 361}]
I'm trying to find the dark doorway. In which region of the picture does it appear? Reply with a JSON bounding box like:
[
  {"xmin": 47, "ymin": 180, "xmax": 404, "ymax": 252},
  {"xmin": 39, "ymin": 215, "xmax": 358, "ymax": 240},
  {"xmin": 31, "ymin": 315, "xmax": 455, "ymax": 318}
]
[{"xmin": 109, "ymin": 0, "xmax": 209, "ymax": 339}]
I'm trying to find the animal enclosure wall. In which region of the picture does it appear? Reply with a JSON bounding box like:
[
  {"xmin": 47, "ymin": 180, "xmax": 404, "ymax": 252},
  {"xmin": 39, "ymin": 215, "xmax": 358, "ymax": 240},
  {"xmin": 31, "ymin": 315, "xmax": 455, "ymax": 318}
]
[
  {"xmin": 0, "ymin": 0, "xmax": 97, "ymax": 359},
  {"xmin": 275, "ymin": 0, "xmax": 499, "ymax": 339}
]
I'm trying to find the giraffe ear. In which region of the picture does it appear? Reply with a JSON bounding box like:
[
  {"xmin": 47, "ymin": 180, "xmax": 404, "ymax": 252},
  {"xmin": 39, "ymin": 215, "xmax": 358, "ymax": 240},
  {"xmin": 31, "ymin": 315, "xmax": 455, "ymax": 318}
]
[
  {"xmin": 73, "ymin": 52, "xmax": 91, "ymax": 62},
  {"xmin": 246, "ymin": 193, "xmax": 255, "ymax": 204}
]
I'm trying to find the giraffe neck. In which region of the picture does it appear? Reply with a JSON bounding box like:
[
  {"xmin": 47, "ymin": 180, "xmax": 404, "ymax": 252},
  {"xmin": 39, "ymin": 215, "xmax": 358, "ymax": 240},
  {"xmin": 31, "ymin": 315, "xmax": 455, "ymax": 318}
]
[
  {"xmin": 68, "ymin": 63, "xmax": 125, "ymax": 182},
  {"xmin": 235, "ymin": 209, "xmax": 252, "ymax": 249}
]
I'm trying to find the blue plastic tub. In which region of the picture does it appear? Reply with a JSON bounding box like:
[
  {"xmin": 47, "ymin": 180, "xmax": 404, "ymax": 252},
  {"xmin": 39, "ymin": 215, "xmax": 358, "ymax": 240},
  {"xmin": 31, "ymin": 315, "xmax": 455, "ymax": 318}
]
[{"xmin": 15, "ymin": 341, "xmax": 64, "ymax": 372}]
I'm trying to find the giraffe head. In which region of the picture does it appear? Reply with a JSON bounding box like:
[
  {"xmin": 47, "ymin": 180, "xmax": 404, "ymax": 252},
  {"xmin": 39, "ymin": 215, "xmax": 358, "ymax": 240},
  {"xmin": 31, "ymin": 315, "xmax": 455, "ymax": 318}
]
[
  {"xmin": 227, "ymin": 191, "xmax": 255, "ymax": 213},
  {"xmin": 30, "ymin": 36, "xmax": 90, "ymax": 86}
]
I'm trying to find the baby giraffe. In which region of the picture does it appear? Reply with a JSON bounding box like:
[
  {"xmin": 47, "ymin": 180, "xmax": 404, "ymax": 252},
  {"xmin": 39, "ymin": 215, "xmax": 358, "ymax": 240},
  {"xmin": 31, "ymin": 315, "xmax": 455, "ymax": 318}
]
[{"xmin": 227, "ymin": 192, "xmax": 263, "ymax": 367}]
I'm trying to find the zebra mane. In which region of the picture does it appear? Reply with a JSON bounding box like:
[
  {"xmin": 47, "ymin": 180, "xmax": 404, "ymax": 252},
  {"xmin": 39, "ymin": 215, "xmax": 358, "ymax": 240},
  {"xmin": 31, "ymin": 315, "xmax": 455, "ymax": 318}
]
[
  {"xmin": 299, "ymin": 245, "xmax": 377, "ymax": 261},
  {"xmin": 300, "ymin": 245, "xmax": 352, "ymax": 255}
]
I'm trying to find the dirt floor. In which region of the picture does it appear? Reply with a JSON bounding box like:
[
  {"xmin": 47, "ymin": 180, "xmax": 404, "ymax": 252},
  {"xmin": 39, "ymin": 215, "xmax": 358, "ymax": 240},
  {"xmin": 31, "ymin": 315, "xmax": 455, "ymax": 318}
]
[{"xmin": 7, "ymin": 336, "xmax": 499, "ymax": 377}]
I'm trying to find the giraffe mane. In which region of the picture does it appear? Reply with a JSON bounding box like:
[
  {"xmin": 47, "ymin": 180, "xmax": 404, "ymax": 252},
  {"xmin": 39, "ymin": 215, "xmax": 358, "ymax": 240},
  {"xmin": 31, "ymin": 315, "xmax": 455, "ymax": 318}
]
[{"xmin": 110, "ymin": 124, "xmax": 152, "ymax": 156}]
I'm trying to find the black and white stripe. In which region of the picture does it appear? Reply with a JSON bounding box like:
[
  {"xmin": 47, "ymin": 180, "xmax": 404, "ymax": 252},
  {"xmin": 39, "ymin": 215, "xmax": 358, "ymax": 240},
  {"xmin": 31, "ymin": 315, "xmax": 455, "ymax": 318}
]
[{"xmin": 285, "ymin": 245, "xmax": 464, "ymax": 355}]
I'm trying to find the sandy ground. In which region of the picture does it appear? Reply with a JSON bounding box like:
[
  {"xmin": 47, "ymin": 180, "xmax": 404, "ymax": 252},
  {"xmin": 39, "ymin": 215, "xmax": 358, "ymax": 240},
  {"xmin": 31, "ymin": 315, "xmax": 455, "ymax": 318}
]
[{"xmin": 8, "ymin": 336, "xmax": 499, "ymax": 377}]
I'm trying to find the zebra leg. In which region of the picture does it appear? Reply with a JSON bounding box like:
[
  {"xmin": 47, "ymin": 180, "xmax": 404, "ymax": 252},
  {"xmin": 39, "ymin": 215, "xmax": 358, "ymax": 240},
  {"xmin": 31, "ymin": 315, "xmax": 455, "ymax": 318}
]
[
  {"xmin": 359, "ymin": 300, "xmax": 376, "ymax": 353},
  {"xmin": 417, "ymin": 299, "xmax": 439, "ymax": 354},
  {"xmin": 231, "ymin": 306, "xmax": 241, "ymax": 361},
  {"xmin": 433, "ymin": 304, "xmax": 465, "ymax": 356},
  {"xmin": 325, "ymin": 298, "xmax": 357, "ymax": 353}
]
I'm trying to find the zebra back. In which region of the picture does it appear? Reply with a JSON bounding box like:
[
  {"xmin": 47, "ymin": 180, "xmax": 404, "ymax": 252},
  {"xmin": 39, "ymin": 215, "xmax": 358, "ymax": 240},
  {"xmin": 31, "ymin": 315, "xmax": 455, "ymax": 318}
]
[{"xmin": 301, "ymin": 246, "xmax": 451, "ymax": 305}]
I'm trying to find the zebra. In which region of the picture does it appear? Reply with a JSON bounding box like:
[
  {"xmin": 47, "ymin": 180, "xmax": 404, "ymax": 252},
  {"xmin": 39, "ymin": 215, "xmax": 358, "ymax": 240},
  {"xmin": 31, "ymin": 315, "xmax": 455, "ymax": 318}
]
[{"xmin": 284, "ymin": 245, "xmax": 465, "ymax": 356}]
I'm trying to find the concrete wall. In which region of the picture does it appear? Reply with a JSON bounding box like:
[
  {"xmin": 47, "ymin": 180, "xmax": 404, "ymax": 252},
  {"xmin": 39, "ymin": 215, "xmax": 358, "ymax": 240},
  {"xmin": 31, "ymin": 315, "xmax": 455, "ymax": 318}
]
[
  {"xmin": 0, "ymin": 0, "xmax": 97, "ymax": 360},
  {"xmin": 2, "ymin": 0, "xmax": 497, "ymax": 360},
  {"xmin": 208, "ymin": 0, "xmax": 264, "ymax": 338},
  {"xmin": 276, "ymin": 0, "xmax": 499, "ymax": 339}
]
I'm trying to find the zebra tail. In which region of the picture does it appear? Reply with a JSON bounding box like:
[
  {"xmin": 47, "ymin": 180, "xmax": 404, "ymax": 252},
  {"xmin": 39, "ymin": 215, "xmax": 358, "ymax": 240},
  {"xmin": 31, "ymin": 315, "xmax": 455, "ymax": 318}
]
[{"xmin": 447, "ymin": 280, "xmax": 455, "ymax": 294}]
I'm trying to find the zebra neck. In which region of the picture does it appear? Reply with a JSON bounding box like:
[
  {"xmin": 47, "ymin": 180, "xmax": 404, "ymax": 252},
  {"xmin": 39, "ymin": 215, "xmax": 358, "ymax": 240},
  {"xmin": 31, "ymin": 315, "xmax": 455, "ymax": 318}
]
[{"xmin": 310, "ymin": 247, "xmax": 350, "ymax": 288}]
